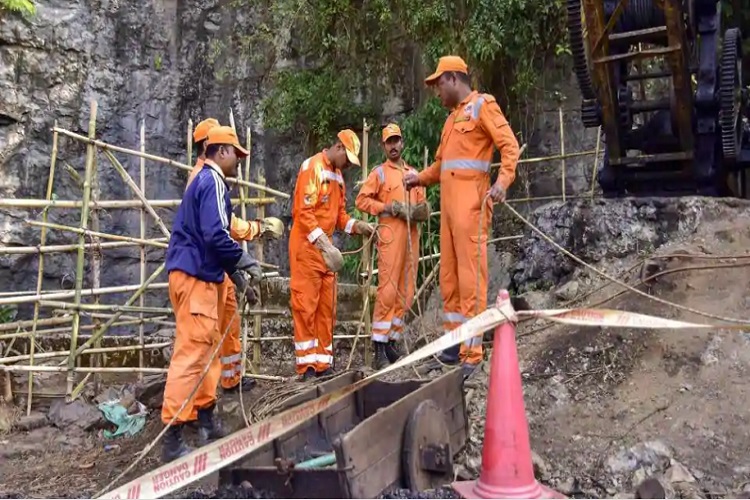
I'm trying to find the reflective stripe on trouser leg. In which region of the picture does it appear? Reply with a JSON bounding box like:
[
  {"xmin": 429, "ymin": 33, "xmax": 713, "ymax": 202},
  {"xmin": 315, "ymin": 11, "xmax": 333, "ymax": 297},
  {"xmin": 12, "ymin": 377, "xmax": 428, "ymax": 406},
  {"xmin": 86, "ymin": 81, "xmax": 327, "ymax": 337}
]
[
  {"xmin": 390, "ymin": 316, "xmax": 404, "ymax": 341},
  {"xmin": 290, "ymin": 254, "xmax": 324, "ymax": 375},
  {"xmin": 219, "ymin": 277, "xmax": 243, "ymax": 388}
]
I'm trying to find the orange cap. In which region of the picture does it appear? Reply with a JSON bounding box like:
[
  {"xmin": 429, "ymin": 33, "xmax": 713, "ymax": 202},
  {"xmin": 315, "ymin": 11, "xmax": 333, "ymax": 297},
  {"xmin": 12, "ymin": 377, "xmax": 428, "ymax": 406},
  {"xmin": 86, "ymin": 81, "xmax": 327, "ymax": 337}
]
[
  {"xmin": 193, "ymin": 118, "xmax": 220, "ymax": 143},
  {"xmin": 424, "ymin": 56, "xmax": 469, "ymax": 85},
  {"xmin": 337, "ymin": 129, "xmax": 361, "ymax": 166},
  {"xmin": 381, "ymin": 123, "xmax": 402, "ymax": 142},
  {"xmin": 206, "ymin": 126, "xmax": 249, "ymax": 158}
]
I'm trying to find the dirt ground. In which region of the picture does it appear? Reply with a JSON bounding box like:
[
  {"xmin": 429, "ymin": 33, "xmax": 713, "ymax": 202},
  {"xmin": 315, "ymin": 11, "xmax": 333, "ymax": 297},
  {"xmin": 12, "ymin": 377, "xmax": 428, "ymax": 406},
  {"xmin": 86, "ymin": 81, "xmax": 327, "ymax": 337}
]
[{"xmin": 4, "ymin": 208, "xmax": 750, "ymax": 498}]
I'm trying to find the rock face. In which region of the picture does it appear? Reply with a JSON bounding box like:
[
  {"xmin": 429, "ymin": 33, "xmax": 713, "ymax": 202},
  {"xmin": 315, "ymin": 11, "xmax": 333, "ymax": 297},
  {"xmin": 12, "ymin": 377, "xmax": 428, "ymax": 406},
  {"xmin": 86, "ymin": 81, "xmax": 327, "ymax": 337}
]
[
  {"xmin": 0, "ymin": 0, "xmax": 418, "ymax": 324},
  {"xmin": 512, "ymin": 197, "xmax": 750, "ymax": 292}
]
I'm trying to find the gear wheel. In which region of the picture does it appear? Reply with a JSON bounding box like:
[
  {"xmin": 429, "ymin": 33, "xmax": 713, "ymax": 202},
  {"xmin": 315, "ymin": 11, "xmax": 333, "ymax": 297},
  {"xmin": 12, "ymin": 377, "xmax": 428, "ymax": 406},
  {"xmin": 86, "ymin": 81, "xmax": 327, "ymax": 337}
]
[
  {"xmin": 719, "ymin": 28, "xmax": 743, "ymax": 160},
  {"xmin": 567, "ymin": 0, "xmax": 596, "ymax": 101},
  {"xmin": 581, "ymin": 99, "xmax": 601, "ymax": 128}
]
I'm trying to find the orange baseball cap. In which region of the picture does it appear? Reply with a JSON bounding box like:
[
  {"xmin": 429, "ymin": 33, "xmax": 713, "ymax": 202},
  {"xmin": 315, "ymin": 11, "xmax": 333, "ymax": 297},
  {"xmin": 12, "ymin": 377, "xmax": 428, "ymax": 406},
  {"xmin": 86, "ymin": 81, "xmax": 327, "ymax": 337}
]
[
  {"xmin": 382, "ymin": 123, "xmax": 402, "ymax": 142},
  {"xmin": 425, "ymin": 56, "xmax": 469, "ymax": 85},
  {"xmin": 193, "ymin": 118, "xmax": 220, "ymax": 142},
  {"xmin": 206, "ymin": 126, "xmax": 249, "ymax": 158},
  {"xmin": 337, "ymin": 129, "xmax": 361, "ymax": 166}
]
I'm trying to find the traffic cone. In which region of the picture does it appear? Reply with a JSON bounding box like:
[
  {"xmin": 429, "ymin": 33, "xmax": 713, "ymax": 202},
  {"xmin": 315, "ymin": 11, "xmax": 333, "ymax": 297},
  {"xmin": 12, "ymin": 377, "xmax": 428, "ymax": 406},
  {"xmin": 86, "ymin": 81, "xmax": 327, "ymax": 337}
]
[{"xmin": 452, "ymin": 290, "xmax": 565, "ymax": 499}]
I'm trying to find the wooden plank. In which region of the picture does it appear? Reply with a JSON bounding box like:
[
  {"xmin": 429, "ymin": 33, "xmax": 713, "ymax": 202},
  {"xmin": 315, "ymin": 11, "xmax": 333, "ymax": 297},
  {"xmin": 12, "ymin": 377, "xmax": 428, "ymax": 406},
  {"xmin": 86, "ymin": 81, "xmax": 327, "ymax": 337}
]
[
  {"xmin": 360, "ymin": 379, "xmax": 424, "ymax": 418},
  {"xmin": 220, "ymin": 467, "xmax": 345, "ymax": 498},
  {"xmin": 340, "ymin": 369, "xmax": 466, "ymax": 498},
  {"xmin": 318, "ymin": 371, "xmax": 359, "ymax": 438}
]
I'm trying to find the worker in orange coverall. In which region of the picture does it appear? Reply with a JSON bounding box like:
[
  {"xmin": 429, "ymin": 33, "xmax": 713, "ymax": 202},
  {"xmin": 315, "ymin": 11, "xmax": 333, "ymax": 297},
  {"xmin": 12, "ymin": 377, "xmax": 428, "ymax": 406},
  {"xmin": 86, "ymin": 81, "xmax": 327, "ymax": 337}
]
[
  {"xmin": 404, "ymin": 56, "xmax": 520, "ymax": 378},
  {"xmin": 355, "ymin": 123, "xmax": 430, "ymax": 369},
  {"xmin": 187, "ymin": 118, "xmax": 284, "ymax": 396},
  {"xmin": 289, "ymin": 129, "xmax": 375, "ymax": 381},
  {"xmin": 163, "ymin": 126, "xmax": 263, "ymax": 462}
]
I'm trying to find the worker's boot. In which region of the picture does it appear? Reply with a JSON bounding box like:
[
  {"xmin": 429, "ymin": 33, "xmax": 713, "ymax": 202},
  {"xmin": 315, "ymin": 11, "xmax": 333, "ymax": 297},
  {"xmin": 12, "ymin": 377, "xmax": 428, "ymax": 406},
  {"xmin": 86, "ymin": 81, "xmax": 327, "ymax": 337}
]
[
  {"xmin": 161, "ymin": 424, "xmax": 192, "ymax": 463},
  {"xmin": 224, "ymin": 377, "xmax": 256, "ymax": 393},
  {"xmin": 197, "ymin": 404, "xmax": 228, "ymax": 446},
  {"xmin": 373, "ymin": 341, "xmax": 389, "ymax": 370},
  {"xmin": 385, "ymin": 340, "xmax": 402, "ymax": 364},
  {"xmin": 437, "ymin": 344, "xmax": 460, "ymax": 365},
  {"xmin": 300, "ymin": 367, "xmax": 316, "ymax": 381},
  {"xmin": 461, "ymin": 362, "xmax": 480, "ymax": 380},
  {"xmin": 316, "ymin": 367, "xmax": 335, "ymax": 378}
]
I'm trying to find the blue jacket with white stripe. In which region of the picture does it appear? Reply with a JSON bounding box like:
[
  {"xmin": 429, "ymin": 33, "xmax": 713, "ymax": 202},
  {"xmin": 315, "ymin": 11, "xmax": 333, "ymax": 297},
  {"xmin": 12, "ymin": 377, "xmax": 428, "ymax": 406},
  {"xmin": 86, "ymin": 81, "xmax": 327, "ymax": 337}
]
[{"xmin": 166, "ymin": 164, "xmax": 243, "ymax": 283}]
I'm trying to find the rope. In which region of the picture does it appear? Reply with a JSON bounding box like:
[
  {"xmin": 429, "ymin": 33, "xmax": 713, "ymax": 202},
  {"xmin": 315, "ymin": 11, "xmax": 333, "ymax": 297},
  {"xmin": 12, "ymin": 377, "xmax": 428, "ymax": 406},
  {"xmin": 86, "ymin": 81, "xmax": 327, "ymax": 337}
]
[{"xmin": 95, "ymin": 280, "xmax": 253, "ymax": 496}]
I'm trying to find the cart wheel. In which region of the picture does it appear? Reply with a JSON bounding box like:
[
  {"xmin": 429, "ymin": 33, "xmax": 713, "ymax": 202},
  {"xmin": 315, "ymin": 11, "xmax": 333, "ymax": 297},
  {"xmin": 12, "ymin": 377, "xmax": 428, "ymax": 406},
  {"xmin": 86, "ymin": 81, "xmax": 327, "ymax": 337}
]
[{"xmin": 402, "ymin": 399, "xmax": 453, "ymax": 492}]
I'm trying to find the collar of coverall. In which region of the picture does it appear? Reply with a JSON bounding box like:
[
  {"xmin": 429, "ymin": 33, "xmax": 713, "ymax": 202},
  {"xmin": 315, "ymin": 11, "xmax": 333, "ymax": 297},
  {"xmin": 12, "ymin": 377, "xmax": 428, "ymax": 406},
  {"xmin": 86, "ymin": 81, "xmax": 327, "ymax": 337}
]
[
  {"xmin": 384, "ymin": 158, "xmax": 406, "ymax": 171},
  {"xmin": 203, "ymin": 158, "xmax": 227, "ymax": 180},
  {"xmin": 453, "ymin": 90, "xmax": 479, "ymax": 114},
  {"xmin": 320, "ymin": 149, "xmax": 338, "ymax": 172}
]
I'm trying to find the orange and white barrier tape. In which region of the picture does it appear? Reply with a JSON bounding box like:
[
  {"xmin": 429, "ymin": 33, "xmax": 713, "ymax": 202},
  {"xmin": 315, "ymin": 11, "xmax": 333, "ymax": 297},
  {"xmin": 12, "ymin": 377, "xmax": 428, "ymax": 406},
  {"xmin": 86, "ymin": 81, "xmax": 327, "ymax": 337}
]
[{"xmin": 99, "ymin": 294, "xmax": 736, "ymax": 499}]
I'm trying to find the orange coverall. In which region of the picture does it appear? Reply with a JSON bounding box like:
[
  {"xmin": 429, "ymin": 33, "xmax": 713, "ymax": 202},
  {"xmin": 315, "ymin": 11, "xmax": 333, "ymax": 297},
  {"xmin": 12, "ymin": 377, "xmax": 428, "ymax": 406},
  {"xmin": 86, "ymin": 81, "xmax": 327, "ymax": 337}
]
[
  {"xmin": 186, "ymin": 160, "xmax": 262, "ymax": 394},
  {"xmin": 417, "ymin": 91, "xmax": 519, "ymax": 365},
  {"xmin": 289, "ymin": 151, "xmax": 354, "ymax": 375},
  {"xmin": 355, "ymin": 160, "xmax": 426, "ymax": 343}
]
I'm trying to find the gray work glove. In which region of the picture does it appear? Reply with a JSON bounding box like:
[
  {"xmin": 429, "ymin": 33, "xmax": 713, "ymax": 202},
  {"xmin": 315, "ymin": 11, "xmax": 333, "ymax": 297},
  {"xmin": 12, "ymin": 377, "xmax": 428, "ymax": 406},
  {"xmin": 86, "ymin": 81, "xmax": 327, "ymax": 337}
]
[
  {"xmin": 409, "ymin": 201, "xmax": 431, "ymax": 222},
  {"xmin": 384, "ymin": 201, "xmax": 409, "ymax": 220},
  {"xmin": 229, "ymin": 271, "xmax": 259, "ymax": 306},
  {"xmin": 235, "ymin": 251, "xmax": 263, "ymax": 285},
  {"xmin": 314, "ymin": 233, "xmax": 344, "ymax": 273}
]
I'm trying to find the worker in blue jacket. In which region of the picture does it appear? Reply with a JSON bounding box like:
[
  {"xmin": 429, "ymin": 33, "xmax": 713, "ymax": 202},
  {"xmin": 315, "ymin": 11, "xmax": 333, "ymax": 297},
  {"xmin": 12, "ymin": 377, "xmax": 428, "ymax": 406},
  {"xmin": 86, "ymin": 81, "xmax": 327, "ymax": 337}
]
[{"xmin": 162, "ymin": 125, "xmax": 263, "ymax": 462}]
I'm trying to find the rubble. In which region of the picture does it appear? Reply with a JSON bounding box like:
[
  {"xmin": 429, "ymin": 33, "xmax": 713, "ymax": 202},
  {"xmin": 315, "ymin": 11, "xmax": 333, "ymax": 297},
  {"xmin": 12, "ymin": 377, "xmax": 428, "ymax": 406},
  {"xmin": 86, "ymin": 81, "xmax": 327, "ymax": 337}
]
[{"xmin": 47, "ymin": 399, "xmax": 106, "ymax": 431}]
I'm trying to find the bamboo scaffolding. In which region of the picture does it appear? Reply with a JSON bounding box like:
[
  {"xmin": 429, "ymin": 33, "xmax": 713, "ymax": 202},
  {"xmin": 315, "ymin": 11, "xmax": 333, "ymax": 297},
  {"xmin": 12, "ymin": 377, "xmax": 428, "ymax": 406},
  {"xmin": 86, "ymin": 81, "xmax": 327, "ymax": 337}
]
[
  {"xmin": 66, "ymin": 100, "xmax": 98, "ymax": 397},
  {"xmin": 26, "ymin": 121, "xmax": 59, "ymax": 414},
  {"xmin": 52, "ymin": 126, "xmax": 291, "ymax": 199},
  {"xmin": 0, "ymin": 316, "xmax": 72, "ymax": 333},
  {"xmin": 559, "ymin": 107, "xmax": 566, "ymax": 202},
  {"xmin": 38, "ymin": 301, "xmax": 173, "ymax": 315},
  {"xmin": 2, "ymin": 366, "xmax": 168, "ymax": 374},
  {"xmin": 0, "ymin": 197, "xmax": 277, "ymax": 209},
  {"xmin": 252, "ymin": 130, "xmax": 264, "ymax": 369},
  {"xmin": 0, "ymin": 283, "xmax": 169, "ymax": 307},
  {"xmin": 139, "ymin": 121, "xmax": 146, "ymax": 380},
  {"xmin": 591, "ymin": 126, "xmax": 602, "ymax": 197},
  {"xmin": 0, "ymin": 316, "xmax": 173, "ymax": 341},
  {"xmin": 91, "ymin": 124, "xmax": 103, "ymax": 388},
  {"xmin": 360, "ymin": 120, "xmax": 372, "ymax": 368}
]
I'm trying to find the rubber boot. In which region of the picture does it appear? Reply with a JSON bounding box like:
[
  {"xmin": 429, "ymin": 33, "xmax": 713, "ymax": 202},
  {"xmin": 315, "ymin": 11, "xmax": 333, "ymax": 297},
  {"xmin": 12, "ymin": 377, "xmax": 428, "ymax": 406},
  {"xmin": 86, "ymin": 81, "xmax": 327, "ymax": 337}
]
[
  {"xmin": 300, "ymin": 367, "xmax": 316, "ymax": 381},
  {"xmin": 223, "ymin": 377, "xmax": 256, "ymax": 393},
  {"xmin": 438, "ymin": 344, "xmax": 460, "ymax": 365},
  {"xmin": 316, "ymin": 367, "xmax": 335, "ymax": 378},
  {"xmin": 385, "ymin": 340, "xmax": 402, "ymax": 364},
  {"xmin": 162, "ymin": 424, "xmax": 192, "ymax": 463},
  {"xmin": 373, "ymin": 341, "xmax": 389, "ymax": 370},
  {"xmin": 197, "ymin": 404, "xmax": 228, "ymax": 447}
]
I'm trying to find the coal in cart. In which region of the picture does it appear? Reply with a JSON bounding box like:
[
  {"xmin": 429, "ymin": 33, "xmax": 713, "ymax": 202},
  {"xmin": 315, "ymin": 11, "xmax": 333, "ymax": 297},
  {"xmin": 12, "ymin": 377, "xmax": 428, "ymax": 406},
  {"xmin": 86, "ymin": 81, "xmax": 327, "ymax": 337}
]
[{"xmin": 219, "ymin": 368, "xmax": 468, "ymax": 498}]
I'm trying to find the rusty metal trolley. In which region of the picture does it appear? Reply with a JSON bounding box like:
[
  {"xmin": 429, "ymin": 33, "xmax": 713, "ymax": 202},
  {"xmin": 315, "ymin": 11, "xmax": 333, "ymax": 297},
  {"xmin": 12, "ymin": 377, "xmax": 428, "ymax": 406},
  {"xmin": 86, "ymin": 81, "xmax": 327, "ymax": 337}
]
[{"xmin": 219, "ymin": 369, "xmax": 468, "ymax": 498}]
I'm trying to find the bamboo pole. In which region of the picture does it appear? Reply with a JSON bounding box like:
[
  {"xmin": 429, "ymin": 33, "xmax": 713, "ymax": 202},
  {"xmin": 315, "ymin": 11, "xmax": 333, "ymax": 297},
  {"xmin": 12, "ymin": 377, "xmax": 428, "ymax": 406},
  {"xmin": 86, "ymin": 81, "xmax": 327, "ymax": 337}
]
[
  {"xmin": 360, "ymin": 120, "xmax": 372, "ymax": 368},
  {"xmin": 0, "ymin": 316, "xmax": 173, "ymax": 341},
  {"xmin": 139, "ymin": 121, "xmax": 146, "ymax": 381},
  {"xmin": 2, "ymin": 366, "xmax": 167, "ymax": 374},
  {"xmin": 0, "ymin": 316, "xmax": 71, "ymax": 333},
  {"xmin": 104, "ymin": 150, "xmax": 171, "ymax": 238},
  {"xmin": 39, "ymin": 300, "xmax": 172, "ymax": 315},
  {"xmin": 0, "ymin": 197, "xmax": 277, "ymax": 209},
  {"xmin": 591, "ymin": 126, "xmax": 602, "ymax": 198},
  {"xmin": 187, "ymin": 118, "xmax": 193, "ymax": 166},
  {"xmin": 66, "ymin": 100, "xmax": 97, "ymax": 397},
  {"xmin": 26, "ymin": 121, "xmax": 59, "ymax": 415},
  {"xmin": 252, "ymin": 131, "xmax": 264, "ymax": 371},
  {"xmin": 559, "ymin": 107, "xmax": 566, "ymax": 202},
  {"xmin": 0, "ymin": 282, "xmax": 169, "ymax": 307},
  {"xmin": 91, "ymin": 127, "xmax": 103, "ymax": 389},
  {"xmin": 52, "ymin": 127, "xmax": 291, "ymax": 198},
  {"xmin": 0, "ymin": 342, "xmax": 172, "ymax": 364},
  {"xmin": 0, "ymin": 238, "xmax": 168, "ymax": 255},
  {"xmin": 26, "ymin": 220, "xmax": 169, "ymax": 248}
]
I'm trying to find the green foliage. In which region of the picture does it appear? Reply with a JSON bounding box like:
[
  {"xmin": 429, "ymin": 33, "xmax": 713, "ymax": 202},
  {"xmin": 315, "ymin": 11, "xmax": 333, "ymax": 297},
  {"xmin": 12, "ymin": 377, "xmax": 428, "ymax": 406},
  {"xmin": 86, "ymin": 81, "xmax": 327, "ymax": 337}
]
[
  {"xmin": 0, "ymin": 305, "xmax": 17, "ymax": 324},
  {"xmin": 0, "ymin": 0, "xmax": 35, "ymax": 15}
]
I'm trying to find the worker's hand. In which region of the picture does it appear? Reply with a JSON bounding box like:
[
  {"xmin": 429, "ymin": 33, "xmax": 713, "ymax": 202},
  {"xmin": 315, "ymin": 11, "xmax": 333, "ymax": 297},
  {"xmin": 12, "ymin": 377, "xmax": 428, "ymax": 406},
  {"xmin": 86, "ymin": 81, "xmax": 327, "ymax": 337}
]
[
  {"xmin": 314, "ymin": 233, "xmax": 344, "ymax": 273},
  {"xmin": 409, "ymin": 201, "xmax": 431, "ymax": 222},
  {"xmin": 384, "ymin": 201, "xmax": 408, "ymax": 220},
  {"xmin": 241, "ymin": 285, "xmax": 259, "ymax": 308},
  {"xmin": 353, "ymin": 220, "xmax": 375, "ymax": 237},
  {"xmin": 403, "ymin": 172, "xmax": 420, "ymax": 190},
  {"xmin": 236, "ymin": 251, "xmax": 263, "ymax": 285},
  {"xmin": 259, "ymin": 217, "xmax": 284, "ymax": 240},
  {"xmin": 487, "ymin": 182, "xmax": 507, "ymax": 204}
]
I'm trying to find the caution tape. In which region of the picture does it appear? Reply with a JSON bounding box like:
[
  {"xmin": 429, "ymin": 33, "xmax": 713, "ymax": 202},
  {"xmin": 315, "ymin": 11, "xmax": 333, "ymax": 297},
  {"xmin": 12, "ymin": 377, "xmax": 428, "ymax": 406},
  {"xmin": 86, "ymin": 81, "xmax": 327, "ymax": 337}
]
[{"xmin": 98, "ymin": 293, "xmax": 740, "ymax": 499}]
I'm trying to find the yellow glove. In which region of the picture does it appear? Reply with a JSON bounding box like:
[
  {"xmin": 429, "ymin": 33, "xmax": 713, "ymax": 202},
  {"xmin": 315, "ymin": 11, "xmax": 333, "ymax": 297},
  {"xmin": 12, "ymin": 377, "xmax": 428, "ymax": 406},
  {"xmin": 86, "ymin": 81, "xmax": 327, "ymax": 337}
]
[{"xmin": 259, "ymin": 217, "xmax": 284, "ymax": 239}]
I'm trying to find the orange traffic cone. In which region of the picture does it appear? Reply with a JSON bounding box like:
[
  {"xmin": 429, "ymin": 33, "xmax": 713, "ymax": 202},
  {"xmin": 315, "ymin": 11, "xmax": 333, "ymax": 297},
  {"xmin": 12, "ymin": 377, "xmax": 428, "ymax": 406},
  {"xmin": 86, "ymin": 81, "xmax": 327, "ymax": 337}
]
[{"xmin": 452, "ymin": 290, "xmax": 565, "ymax": 499}]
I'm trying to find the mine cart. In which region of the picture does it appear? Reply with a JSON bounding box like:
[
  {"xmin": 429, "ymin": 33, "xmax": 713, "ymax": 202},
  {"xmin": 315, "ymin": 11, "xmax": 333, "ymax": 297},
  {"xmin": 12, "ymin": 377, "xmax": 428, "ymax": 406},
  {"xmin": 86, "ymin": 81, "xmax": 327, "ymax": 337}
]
[{"xmin": 219, "ymin": 368, "xmax": 468, "ymax": 498}]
